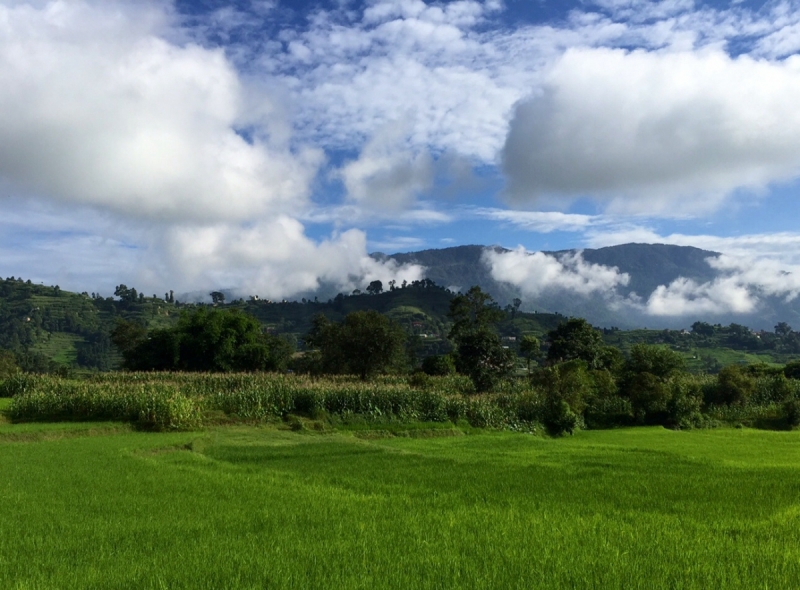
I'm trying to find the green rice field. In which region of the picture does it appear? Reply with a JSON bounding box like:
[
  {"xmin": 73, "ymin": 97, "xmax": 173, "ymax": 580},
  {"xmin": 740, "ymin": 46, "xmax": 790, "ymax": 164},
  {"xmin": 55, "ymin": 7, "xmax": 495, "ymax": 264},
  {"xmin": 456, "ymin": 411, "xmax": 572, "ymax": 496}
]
[{"xmin": 2, "ymin": 412, "xmax": 800, "ymax": 588}]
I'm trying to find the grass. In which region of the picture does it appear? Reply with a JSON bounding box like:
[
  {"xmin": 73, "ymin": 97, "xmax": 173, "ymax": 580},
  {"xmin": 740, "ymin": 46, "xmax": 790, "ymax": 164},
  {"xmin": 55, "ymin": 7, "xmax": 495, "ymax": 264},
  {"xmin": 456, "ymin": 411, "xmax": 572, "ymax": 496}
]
[
  {"xmin": 2, "ymin": 421, "xmax": 800, "ymax": 588},
  {"xmin": 684, "ymin": 347, "xmax": 782, "ymax": 372},
  {"xmin": 30, "ymin": 331, "xmax": 84, "ymax": 365}
]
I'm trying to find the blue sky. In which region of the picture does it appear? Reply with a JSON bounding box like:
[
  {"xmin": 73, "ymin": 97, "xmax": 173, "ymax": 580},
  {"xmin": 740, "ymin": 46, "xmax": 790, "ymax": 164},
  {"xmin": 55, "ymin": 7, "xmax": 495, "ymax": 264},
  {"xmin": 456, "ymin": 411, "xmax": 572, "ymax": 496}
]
[{"xmin": 3, "ymin": 0, "xmax": 800, "ymax": 317}]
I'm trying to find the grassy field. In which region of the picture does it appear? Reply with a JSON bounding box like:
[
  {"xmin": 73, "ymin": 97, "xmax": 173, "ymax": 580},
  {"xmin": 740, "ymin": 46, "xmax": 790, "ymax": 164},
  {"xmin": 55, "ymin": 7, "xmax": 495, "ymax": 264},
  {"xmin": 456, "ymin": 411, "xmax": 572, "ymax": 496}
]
[{"xmin": 2, "ymin": 413, "xmax": 800, "ymax": 589}]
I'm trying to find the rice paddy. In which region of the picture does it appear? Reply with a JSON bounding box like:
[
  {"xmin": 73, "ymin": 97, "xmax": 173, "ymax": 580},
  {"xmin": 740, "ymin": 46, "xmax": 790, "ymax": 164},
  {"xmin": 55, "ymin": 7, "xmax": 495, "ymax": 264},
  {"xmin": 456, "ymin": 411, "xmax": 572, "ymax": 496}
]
[{"xmin": 2, "ymin": 410, "xmax": 800, "ymax": 588}]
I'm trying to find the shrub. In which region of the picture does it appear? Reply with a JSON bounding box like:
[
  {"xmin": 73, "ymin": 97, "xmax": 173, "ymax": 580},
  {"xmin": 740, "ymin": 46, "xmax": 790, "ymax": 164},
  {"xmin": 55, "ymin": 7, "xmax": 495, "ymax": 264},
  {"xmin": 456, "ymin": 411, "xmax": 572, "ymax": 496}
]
[
  {"xmin": 627, "ymin": 372, "xmax": 669, "ymax": 424},
  {"xmin": 421, "ymin": 355, "xmax": 456, "ymax": 376},
  {"xmin": 711, "ymin": 365, "xmax": 755, "ymax": 406},
  {"xmin": 783, "ymin": 360, "xmax": 800, "ymax": 380},
  {"xmin": 531, "ymin": 360, "xmax": 592, "ymax": 416},
  {"xmin": 544, "ymin": 399, "xmax": 579, "ymax": 436},
  {"xmin": 784, "ymin": 399, "xmax": 800, "ymax": 428},
  {"xmin": 663, "ymin": 375, "xmax": 706, "ymax": 429},
  {"xmin": 752, "ymin": 374, "xmax": 796, "ymax": 405}
]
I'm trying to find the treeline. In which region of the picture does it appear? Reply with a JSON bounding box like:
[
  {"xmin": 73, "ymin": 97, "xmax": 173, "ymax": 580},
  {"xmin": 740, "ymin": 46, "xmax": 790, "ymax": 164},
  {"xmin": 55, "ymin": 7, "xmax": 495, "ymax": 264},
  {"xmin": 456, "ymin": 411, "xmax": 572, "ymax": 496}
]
[{"xmin": 4, "ymin": 285, "xmax": 789, "ymax": 435}]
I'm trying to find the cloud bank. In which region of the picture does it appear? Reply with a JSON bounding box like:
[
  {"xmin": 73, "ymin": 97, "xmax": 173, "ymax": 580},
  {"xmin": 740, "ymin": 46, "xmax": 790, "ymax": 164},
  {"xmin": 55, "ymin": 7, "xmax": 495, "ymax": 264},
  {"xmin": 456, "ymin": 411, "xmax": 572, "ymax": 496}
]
[
  {"xmin": 484, "ymin": 247, "xmax": 630, "ymax": 298},
  {"xmin": 6, "ymin": 0, "xmax": 800, "ymax": 303},
  {"xmin": 485, "ymin": 247, "xmax": 800, "ymax": 320},
  {"xmin": 643, "ymin": 255, "xmax": 800, "ymax": 316},
  {"xmin": 0, "ymin": 1, "xmax": 422, "ymax": 298},
  {"xmin": 503, "ymin": 47, "xmax": 800, "ymax": 214}
]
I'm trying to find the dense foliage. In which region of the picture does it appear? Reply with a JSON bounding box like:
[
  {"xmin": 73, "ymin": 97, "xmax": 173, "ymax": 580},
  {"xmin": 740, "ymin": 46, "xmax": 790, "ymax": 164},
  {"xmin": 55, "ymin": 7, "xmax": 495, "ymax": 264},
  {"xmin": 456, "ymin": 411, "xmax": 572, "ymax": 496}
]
[
  {"xmin": 447, "ymin": 287, "xmax": 514, "ymax": 392},
  {"xmin": 112, "ymin": 308, "xmax": 293, "ymax": 373},
  {"xmin": 305, "ymin": 310, "xmax": 408, "ymax": 379}
]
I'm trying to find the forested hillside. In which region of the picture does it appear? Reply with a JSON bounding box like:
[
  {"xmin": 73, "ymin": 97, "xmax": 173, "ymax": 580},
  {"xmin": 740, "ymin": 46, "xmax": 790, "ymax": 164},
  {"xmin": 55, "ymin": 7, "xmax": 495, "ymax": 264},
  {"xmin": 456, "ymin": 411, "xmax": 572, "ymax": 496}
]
[
  {"xmin": 4, "ymin": 271, "xmax": 800, "ymax": 374},
  {"xmin": 0, "ymin": 276, "xmax": 565, "ymax": 372},
  {"xmin": 377, "ymin": 243, "xmax": 800, "ymax": 330}
]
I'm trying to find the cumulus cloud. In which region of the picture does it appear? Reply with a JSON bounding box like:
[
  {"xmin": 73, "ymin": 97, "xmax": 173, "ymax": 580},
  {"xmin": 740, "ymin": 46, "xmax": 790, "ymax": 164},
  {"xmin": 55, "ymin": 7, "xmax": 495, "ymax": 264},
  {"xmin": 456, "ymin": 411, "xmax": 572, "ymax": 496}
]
[
  {"xmin": 0, "ymin": 1, "xmax": 322, "ymax": 222},
  {"xmin": 161, "ymin": 218, "xmax": 425, "ymax": 299},
  {"xmin": 641, "ymin": 255, "xmax": 800, "ymax": 316},
  {"xmin": 502, "ymin": 47, "xmax": 800, "ymax": 214},
  {"xmin": 0, "ymin": 1, "xmax": 424, "ymax": 299},
  {"xmin": 484, "ymin": 244, "xmax": 800, "ymax": 319},
  {"xmin": 9, "ymin": 0, "xmax": 800, "ymax": 302},
  {"xmin": 484, "ymin": 247, "xmax": 630, "ymax": 297},
  {"xmin": 339, "ymin": 120, "xmax": 434, "ymax": 210}
]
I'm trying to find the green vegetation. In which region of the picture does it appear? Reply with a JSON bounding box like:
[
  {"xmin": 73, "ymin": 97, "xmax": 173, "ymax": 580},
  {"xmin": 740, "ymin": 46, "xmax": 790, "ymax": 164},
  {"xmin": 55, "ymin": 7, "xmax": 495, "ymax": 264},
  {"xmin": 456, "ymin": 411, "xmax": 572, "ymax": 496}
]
[
  {"xmin": 448, "ymin": 286, "xmax": 515, "ymax": 391},
  {"xmin": 305, "ymin": 310, "xmax": 408, "ymax": 379},
  {"xmin": 112, "ymin": 307, "xmax": 293, "ymax": 372},
  {"xmin": 3, "ymin": 421, "xmax": 800, "ymax": 588}
]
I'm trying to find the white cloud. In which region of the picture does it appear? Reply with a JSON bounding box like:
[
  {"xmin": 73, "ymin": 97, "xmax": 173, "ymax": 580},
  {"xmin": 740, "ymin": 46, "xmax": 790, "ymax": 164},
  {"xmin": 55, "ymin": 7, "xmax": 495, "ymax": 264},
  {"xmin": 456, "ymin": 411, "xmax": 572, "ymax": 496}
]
[
  {"xmin": 641, "ymin": 254, "xmax": 800, "ymax": 316},
  {"xmin": 484, "ymin": 247, "xmax": 630, "ymax": 297},
  {"xmin": 161, "ymin": 218, "xmax": 425, "ymax": 299},
  {"xmin": 644, "ymin": 276, "xmax": 757, "ymax": 316},
  {"xmin": 584, "ymin": 227, "xmax": 800, "ymax": 266},
  {"xmin": 339, "ymin": 120, "xmax": 434, "ymax": 209},
  {"xmin": 9, "ymin": 0, "xmax": 800, "ymax": 302},
  {"xmin": 483, "ymin": 240, "xmax": 800, "ymax": 319},
  {"xmin": 470, "ymin": 207, "xmax": 601, "ymax": 233},
  {"xmin": 0, "ymin": 1, "xmax": 427, "ymax": 300},
  {"xmin": 502, "ymin": 47, "xmax": 800, "ymax": 214},
  {"xmin": 0, "ymin": 1, "xmax": 322, "ymax": 222},
  {"xmin": 301, "ymin": 202, "xmax": 452, "ymax": 227}
]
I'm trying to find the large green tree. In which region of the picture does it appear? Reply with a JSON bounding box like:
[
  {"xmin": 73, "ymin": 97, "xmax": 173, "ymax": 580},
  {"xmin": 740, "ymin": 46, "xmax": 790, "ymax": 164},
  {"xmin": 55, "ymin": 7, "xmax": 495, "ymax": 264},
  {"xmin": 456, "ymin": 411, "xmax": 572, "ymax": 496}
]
[
  {"xmin": 546, "ymin": 319, "xmax": 605, "ymax": 369},
  {"xmin": 114, "ymin": 308, "xmax": 293, "ymax": 372},
  {"xmin": 306, "ymin": 310, "xmax": 407, "ymax": 380},
  {"xmin": 448, "ymin": 286, "xmax": 514, "ymax": 392}
]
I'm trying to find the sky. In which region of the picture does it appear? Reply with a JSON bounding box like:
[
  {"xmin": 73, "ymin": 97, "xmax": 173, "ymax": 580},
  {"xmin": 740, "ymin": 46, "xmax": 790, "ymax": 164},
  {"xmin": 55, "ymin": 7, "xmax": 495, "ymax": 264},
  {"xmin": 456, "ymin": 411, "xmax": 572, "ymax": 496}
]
[{"xmin": 4, "ymin": 0, "xmax": 800, "ymax": 317}]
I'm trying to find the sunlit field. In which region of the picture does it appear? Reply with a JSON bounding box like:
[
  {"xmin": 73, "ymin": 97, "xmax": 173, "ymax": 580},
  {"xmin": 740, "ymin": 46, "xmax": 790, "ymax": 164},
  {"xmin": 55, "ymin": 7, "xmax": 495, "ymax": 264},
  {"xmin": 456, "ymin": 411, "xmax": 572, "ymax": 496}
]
[{"xmin": 2, "ymin": 414, "xmax": 800, "ymax": 589}]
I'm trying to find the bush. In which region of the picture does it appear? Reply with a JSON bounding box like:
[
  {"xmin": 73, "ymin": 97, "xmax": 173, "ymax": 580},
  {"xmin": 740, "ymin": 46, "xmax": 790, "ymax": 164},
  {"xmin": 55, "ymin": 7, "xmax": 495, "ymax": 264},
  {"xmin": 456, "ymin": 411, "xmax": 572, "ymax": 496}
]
[
  {"xmin": 531, "ymin": 361, "xmax": 592, "ymax": 416},
  {"xmin": 784, "ymin": 399, "xmax": 800, "ymax": 428},
  {"xmin": 421, "ymin": 354, "xmax": 456, "ymax": 376},
  {"xmin": 584, "ymin": 397, "xmax": 632, "ymax": 429},
  {"xmin": 0, "ymin": 350, "xmax": 20, "ymax": 383},
  {"xmin": 783, "ymin": 360, "xmax": 800, "ymax": 380},
  {"xmin": 711, "ymin": 365, "xmax": 755, "ymax": 406},
  {"xmin": 627, "ymin": 373, "xmax": 669, "ymax": 424},
  {"xmin": 752, "ymin": 374, "xmax": 796, "ymax": 405},
  {"xmin": 544, "ymin": 399, "xmax": 579, "ymax": 436},
  {"xmin": 664, "ymin": 375, "xmax": 706, "ymax": 429}
]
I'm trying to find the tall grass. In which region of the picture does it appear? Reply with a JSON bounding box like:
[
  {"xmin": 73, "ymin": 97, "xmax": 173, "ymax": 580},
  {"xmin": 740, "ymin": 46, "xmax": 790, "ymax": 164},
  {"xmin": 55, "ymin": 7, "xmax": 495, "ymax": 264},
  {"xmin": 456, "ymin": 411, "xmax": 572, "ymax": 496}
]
[
  {"xmin": 7, "ymin": 370, "xmax": 800, "ymax": 432},
  {"xmin": 6, "ymin": 372, "xmax": 537, "ymax": 431}
]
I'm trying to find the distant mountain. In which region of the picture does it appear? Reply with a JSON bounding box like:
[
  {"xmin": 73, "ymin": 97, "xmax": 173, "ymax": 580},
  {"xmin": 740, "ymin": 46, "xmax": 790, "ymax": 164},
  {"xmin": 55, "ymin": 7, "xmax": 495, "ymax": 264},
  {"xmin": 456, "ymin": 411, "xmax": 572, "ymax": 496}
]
[
  {"xmin": 375, "ymin": 243, "xmax": 797, "ymax": 330},
  {"xmin": 571, "ymin": 243, "xmax": 720, "ymax": 297}
]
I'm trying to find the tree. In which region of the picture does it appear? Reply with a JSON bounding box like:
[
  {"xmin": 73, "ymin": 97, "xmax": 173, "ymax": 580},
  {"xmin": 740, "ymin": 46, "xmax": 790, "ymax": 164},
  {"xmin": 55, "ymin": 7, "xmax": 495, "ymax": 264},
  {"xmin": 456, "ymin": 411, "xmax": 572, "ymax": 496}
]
[
  {"xmin": 709, "ymin": 365, "xmax": 755, "ymax": 406},
  {"xmin": 421, "ymin": 354, "xmax": 456, "ymax": 376},
  {"xmin": 624, "ymin": 344, "xmax": 685, "ymax": 381},
  {"xmin": 115, "ymin": 308, "xmax": 292, "ymax": 372},
  {"xmin": 620, "ymin": 344, "xmax": 686, "ymax": 423},
  {"xmin": 210, "ymin": 291, "xmax": 226, "ymax": 305},
  {"xmin": 114, "ymin": 284, "xmax": 138, "ymax": 303},
  {"xmin": 307, "ymin": 311, "xmax": 407, "ymax": 380},
  {"xmin": 110, "ymin": 319, "xmax": 147, "ymax": 366},
  {"xmin": 519, "ymin": 335, "xmax": 540, "ymax": 374},
  {"xmin": 691, "ymin": 321, "xmax": 715, "ymax": 337},
  {"xmin": 449, "ymin": 287, "xmax": 504, "ymax": 339},
  {"xmin": 776, "ymin": 322, "xmax": 793, "ymax": 336},
  {"xmin": 448, "ymin": 286, "xmax": 513, "ymax": 392},
  {"xmin": 0, "ymin": 350, "xmax": 19, "ymax": 380},
  {"xmin": 546, "ymin": 319, "xmax": 605, "ymax": 369},
  {"xmin": 366, "ymin": 280, "xmax": 383, "ymax": 295}
]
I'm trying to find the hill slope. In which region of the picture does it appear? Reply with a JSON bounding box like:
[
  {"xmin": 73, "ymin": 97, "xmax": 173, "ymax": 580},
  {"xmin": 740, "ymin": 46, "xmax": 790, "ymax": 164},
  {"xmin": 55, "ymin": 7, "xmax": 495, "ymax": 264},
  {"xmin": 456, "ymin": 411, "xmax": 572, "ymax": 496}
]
[{"xmin": 377, "ymin": 243, "xmax": 797, "ymax": 330}]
